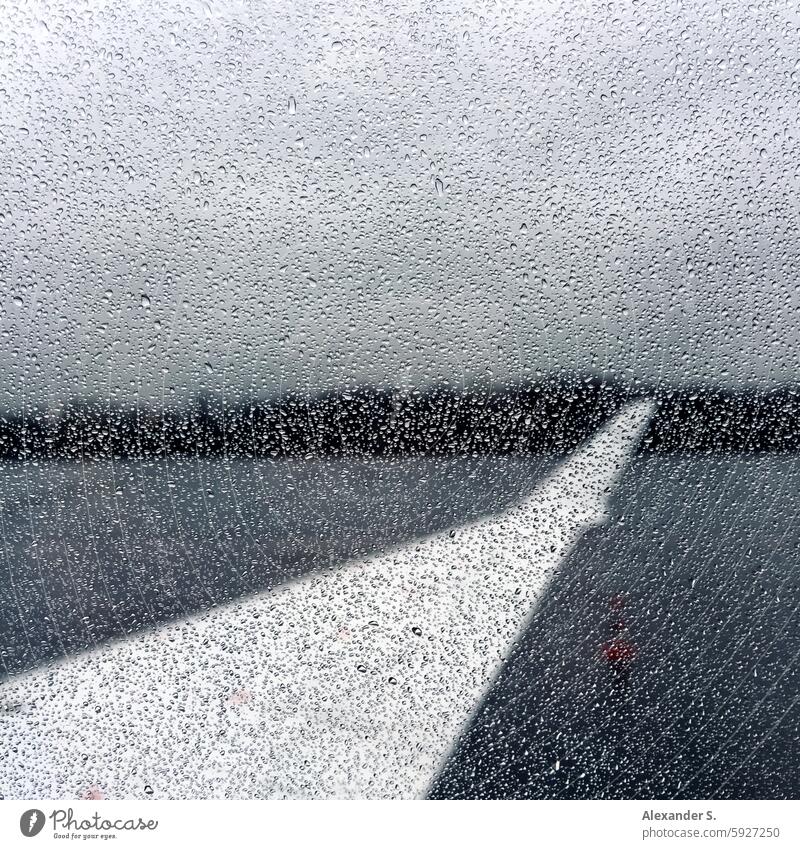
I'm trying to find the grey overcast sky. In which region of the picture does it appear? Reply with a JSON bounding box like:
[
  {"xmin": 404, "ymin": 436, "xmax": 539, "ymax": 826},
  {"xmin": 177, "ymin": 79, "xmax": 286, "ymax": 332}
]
[{"xmin": 1, "ymin": 0, "xmax": 799, "ymax": 409}]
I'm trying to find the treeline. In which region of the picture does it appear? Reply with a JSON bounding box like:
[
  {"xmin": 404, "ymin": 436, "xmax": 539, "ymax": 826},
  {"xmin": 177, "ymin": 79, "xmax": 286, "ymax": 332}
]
[
  {"xmin": 0, "ymin": 377, "xmax": 629, "ymax": 460},
  {"xmin": 0, "ymin": 379, "xmax": 798, "ymax": 460}
]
